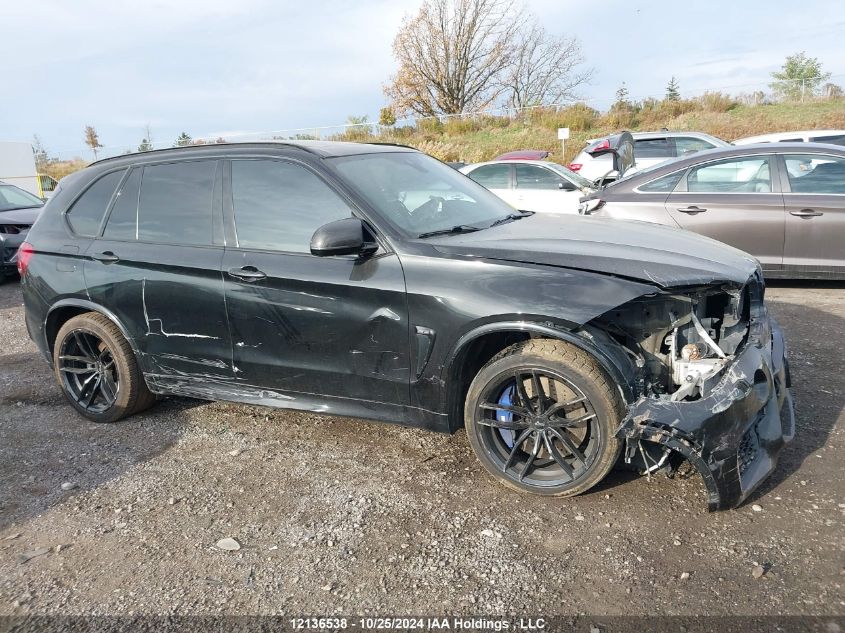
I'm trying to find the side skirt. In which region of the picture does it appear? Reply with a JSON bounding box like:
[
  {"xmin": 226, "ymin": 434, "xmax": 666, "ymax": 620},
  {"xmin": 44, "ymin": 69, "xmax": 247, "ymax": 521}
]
[{"xmin": 144, "ymin": 373, "xmax": 450, "ymax": 433}]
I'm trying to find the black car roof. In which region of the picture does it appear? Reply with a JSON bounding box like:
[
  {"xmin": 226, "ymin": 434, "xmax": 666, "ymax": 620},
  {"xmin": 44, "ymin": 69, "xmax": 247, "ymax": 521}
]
[{"xmin": 89, "ymin": 140, "xmax": 417, "ymax": 168}]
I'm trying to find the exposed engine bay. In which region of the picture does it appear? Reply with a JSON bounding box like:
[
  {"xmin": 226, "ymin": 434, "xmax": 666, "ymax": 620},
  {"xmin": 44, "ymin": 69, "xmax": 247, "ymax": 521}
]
[{"xmin": 587, "ymin": 283, "xmax": 751, "ymax": 403}]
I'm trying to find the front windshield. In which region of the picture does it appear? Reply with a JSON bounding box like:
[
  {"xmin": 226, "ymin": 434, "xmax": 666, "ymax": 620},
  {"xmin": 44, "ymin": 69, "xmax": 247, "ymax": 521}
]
[
  {"xmin": 0, "ymin": 185, "xmax": 44, "ymax": 211},
  {"xmin": 329, "ymin": 152, "xmax": 519, "ymax": 237},
  {"xmin": 545, "ymin": 163, "xmax": 595, "ymax": 189}
]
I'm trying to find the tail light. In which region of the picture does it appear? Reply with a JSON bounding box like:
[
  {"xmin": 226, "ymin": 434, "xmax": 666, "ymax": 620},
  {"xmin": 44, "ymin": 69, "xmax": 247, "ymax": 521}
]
[
  {"xmin": 590, "ymin": 139, "xmax": 611, "ymax": 152},
  {"xmin": 16, "ymin": 242, "xmax": 34, "ymax": 276},
  {"xmin": 568, "ymin": 163, "xmax": 582, "ymax": 172}
]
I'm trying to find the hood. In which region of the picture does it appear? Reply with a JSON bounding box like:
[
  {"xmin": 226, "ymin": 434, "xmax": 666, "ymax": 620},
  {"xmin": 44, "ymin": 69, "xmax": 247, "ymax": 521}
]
[
  {"xmin": 0, "ymin": 206, "xmax": 42, "ymax": 225},
  {"xmin": 427, "ymin": 214, "xmax": 759, "ymax": 288}
]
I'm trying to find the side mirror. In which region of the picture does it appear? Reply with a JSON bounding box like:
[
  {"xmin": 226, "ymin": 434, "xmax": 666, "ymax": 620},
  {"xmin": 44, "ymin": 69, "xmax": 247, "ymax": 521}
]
[
  {"xmin": 558, "ymin": 181, "xmax": 576, "ymax": 191},
  {"xmin": 310, "ymin": 217, "xmax": 377, "ymax": 257}
]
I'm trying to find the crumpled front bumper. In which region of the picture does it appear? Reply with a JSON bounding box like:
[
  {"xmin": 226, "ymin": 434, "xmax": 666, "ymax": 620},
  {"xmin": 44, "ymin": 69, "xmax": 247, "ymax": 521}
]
[
  {"xmin": 1, "ymin": 233, "xmax": 27, "ymax": 274},
  {"xmin": 616, "ymin": 316, "xmax": 794, "ymax": 511}
]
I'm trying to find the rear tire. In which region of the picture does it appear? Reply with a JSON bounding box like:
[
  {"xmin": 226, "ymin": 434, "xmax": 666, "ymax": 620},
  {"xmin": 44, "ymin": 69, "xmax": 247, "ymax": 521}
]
[
  {"xmin": 465, "ymin": 339, "xmax": 624, "ymax": 497},
  {"xmin": 53, "ymin": 312, "xmax": 156, "ymax": 423}
]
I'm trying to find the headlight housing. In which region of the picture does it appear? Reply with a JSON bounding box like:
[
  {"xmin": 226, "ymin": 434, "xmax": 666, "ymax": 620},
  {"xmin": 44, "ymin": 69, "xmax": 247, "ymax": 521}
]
[{"xmin": 578, "ymin": 198, "xmax": 604, "ymax": 215}]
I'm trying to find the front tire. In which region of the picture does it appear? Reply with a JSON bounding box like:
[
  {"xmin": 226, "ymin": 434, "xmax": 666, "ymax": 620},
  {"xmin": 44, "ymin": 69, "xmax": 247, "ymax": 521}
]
[
  {"xmin": 465, "ymin": 339, "xmax": 624, "ymax": 497},
  {"xmin": 53, "ymin": 312, "xmax": 156, "ymax": 423}
]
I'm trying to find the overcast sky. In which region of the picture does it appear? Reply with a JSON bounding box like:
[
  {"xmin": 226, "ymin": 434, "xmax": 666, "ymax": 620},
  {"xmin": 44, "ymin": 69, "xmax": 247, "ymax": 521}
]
[{"xmin": 1, "ymin": 0, "xmax": 843, "ymax": 158}]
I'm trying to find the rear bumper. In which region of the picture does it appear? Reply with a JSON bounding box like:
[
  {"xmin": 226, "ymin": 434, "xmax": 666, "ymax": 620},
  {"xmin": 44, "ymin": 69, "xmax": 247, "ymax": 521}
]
[{"xmin": 617, "ymin": 316, "xmax": 794, "ymax": 511}]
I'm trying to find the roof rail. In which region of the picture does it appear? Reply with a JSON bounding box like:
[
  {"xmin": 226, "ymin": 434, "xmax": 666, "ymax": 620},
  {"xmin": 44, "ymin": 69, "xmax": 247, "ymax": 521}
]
[{"xmin": 89, "ymin": 141, "xmax": 322, "ymax": 166}]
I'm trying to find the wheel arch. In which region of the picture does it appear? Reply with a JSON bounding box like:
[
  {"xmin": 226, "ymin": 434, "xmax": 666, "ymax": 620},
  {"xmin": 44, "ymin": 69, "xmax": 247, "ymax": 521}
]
[
  {"xmin": 44, "ymin": 299, "xmax": 141, "ymax": 363},
  {"xmin": 442, "ymin": 321, "xmax": 636, "ymax": 432}
]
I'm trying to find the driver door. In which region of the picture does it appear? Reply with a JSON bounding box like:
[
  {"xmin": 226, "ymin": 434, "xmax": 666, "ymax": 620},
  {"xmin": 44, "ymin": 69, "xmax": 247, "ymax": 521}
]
[
  {"xmin": 513, "ymin": 163, "xmax": 581, "ymax": 214},
  {"xmin": 221, "ymin": 158, "xmax": 410, "ymax": 405}
]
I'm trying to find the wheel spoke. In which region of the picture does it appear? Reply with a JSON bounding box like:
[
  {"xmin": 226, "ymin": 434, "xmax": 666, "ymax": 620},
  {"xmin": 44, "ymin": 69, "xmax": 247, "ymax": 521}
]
[
  {"xmin": 530, "ymin": 371, "xmax": 545, "ymax": 412},
  {"xmin": 479, "ymin": 402, "xmax": 532, "ymax": 418},
  {"xmin": 82, "ymin": 375, "xmax": 102, "ymax": 408},
  {"xmin": 551, "ymin": 412, "xmax": 596, "ymax": 430},
  {"xmin": 502, "ymin": 428, "xmax": 534, "ymax": 473},
  {"xmin": 59, "ymin": 355, "xmax": 91, "ymax": 364},
  {"xmin": 542, "ymin": 430, "xmax": 575, "ymax": 478},
  {"xmin": 75, "ymin": 372, "xmax": 98, "ymax": 403},
  {"xmin": 100, "ymin": 371, "xmax": 117, "ymax": 403},
  {"xmin": 544, "ymin": 396, "xmax": 587, "ymax": 418},
  {"xmin": 513, "ymin": 373, "xmax": 532, "ymax": 412},
  {"xmin": 476, "ymin": 417, "xmax": 530, "ymax": 431},
  {"xmin": 519, "ymin": 433, "xmax": 541, "ymax": 481},
  {"xmin": 74, "ymin": 332, "xmax": 99, "ymax": 360},
  {"xmin": 550, "ymin": 428, "xmax": 587, "ymax": 465},
  {"xmin": 60, "ymin": 366, "xmax": 97, "ymax": 375}
]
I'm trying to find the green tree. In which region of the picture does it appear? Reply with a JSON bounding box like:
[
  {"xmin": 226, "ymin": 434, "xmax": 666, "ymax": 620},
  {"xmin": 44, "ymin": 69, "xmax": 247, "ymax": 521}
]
[
  {"xmin": 665, "ymin": 76, "xmax": 680, "ymax": 101},
  {"xmin": 32, "ymin": 134, "xmax": 50, "ymax": 169},
  {"xmin": 173, "ymin": 132, "xmax": 193, "ymax": 147},
  {"xmin": 770, "ymin": 52, "xmax": 831, "ymax": 101},
  {"xmin": 138, "ymin": 138, "xmax": 153, "ymax": 152},
  {"xmin": 84, "ymin": 125, "xmax": 103, "ymax": 159}
]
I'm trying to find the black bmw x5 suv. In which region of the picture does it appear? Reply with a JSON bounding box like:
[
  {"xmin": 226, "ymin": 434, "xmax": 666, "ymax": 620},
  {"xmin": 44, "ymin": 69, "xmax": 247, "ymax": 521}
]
[{"xmin": 20, "ymin": 141, "xmax": 794, "ymax": 509}]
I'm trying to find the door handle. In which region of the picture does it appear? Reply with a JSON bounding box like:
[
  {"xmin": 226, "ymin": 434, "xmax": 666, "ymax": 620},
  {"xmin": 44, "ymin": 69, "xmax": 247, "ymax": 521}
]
[
  {"xmin": 228, "ymin": 265, "xmax": 266, "ymax": 281},
  {"xmin": 91, "ymin": 251, "xmax": 120, "ymax": 263},
  {"xmin": 677, "ymin": 206, "xmax": 707, "ymax": 214},
  {"xmin": 790, "ymin": 209, "xmax": 823, "ymax": 218}
]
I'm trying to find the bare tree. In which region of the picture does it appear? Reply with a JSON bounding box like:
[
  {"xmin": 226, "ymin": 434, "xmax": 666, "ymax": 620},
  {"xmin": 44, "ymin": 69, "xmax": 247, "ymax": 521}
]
[
  {"xmin": 84, "ymin": 125, "xmax": 103, "ymax": 160},
  {"xmin": 502, "ymin": 23, "xmax": 591, "ymax": 108},
  {"xmin": 385, "ymin": 0, "xmax": 523, "ymax": 116}
]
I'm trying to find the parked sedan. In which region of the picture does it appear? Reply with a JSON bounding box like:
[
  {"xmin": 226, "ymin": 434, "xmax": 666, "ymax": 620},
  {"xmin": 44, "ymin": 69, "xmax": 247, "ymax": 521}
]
[
  {"xmin": 580, "ymin": 143, "xmax": 845, "ymax": 279},
  {"xmin": 461, "ymin": 159, "xmax": 596, "ymax": 214},
  {"xmin": 733, "ymin": 129, "xmax": 845, "ymax": 146},
  {"xmin": 0, "ymin": 181, "xmax": 44, "ymax": 279}
]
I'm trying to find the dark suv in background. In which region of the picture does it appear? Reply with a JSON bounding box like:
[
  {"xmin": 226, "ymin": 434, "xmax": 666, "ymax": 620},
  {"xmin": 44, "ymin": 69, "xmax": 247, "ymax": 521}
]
[{"xmin": 19, "ymin": 141, "xmax": 793, "ymax": 509}]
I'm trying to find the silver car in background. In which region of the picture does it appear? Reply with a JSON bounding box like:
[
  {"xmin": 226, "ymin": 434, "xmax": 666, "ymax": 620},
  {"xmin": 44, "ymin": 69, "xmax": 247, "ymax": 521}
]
[
  {"xmin": 570, "ymin": 131, "xmax": 731, "ymax": 184},
  {"xmin": 579, "ymin": 143, "xmax": 845, "ymax": 279}
]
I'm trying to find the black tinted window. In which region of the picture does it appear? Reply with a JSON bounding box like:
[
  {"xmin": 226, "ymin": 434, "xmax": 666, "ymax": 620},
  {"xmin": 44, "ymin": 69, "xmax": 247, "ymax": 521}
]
[
  {"xmin": 103, "ymin": 168, "xmax": 141, "ymax": 240},
  {"xmin": 67, "ymin": 170, "xmax": 125, "ymax": 236},
  {"xmin": 784, "ymin": 154, "xmax": 845, "ymax": 193},
  {"xmin": 809, "ymin": 134, "xmax": 845, "ymax": 146},
  {"xmin": 467, "ymin": 164, "xmax": 510, "ymax": 188},
  {"xmin": 232, "ymin": 160, "xmax": 354, "ymax": 253},
  {"xmin": 639, "ymin": 170, "xmax": 684, "ymax": 192},
  {"xmin": 634, "ymin": 138, "xmax": 673, "ymax": 159},
  {"xmin": 138, "ymin": 161, "xmax": 216, "ymax": 245},
  {"xmin": 674, "ymin": 137, "xmax": 715, "ymax": 155}
]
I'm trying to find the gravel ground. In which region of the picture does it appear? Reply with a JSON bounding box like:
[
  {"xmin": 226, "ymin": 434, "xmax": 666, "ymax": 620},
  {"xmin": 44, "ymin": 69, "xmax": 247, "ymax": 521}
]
[{"xmin": 0, "ymin": 279, "xmax": 843, "ymax": 617}]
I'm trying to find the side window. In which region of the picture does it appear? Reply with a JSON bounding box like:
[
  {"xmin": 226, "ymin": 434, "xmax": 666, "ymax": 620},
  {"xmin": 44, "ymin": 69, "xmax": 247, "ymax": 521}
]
[
  {"xmin": 66, "ymin": 170, "xmax": 125, "ymax": 236},
  {"xmin": 634, "ymin": 138, "xmax": 673, "ymax": 159},
  {"xmin": 784, "ymin": 154, "xmax": 845, "ymax": 193},
  {"xmin": 809, "ymin": 134, "xmax": 845, "ymax": 147},
  {"xmin": 103, "ymin": 168, "xmax": 141, "ymax": 240},
  {"xmin": 515, "ymin": 164, "xmax": 564, "ymax": 190},
  {"xmin": 231, "ymin": 160, "xmax": 355, "ymax": 253},
  {"xmin": 686, "ymin": 157, "xmax": 772, "ymax": 193},
  {"xmin": 137, "ymin": 161, "xmax": 216, "ymax": 245},
  {"xmin": 639, "ymin": 171, "xmax": 684, "ymax": 193},
  {"xmin": 674, "ymin": 137, "xmax": 716, "ymax": 155},
  {"xmin": 467, "ymin": 164, "xmax": 510, "ymax": 189}
]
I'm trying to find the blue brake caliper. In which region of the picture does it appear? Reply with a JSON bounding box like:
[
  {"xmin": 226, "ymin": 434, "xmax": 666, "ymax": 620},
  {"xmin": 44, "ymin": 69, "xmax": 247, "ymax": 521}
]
[{"xmin": 496, "ymin": 384, "xmax": 516, "ymax": 448}]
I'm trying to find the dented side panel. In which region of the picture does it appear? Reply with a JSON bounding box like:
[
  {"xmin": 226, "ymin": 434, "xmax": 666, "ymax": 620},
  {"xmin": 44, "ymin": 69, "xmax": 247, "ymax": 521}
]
[{"xmin": 222, "ymin": 248, "xmax": 411, "ymax": 405}]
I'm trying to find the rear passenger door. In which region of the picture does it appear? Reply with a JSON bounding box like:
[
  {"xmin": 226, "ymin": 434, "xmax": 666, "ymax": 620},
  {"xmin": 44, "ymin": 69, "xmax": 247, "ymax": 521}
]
[
  {"xmin": 85, "ymin": 159, "xmax": 233, "ymax": 380},
  {"xmin": 780, "ymin": 153, "xmax": 845, "ymax": 276},
  {"xmin": 221, "ymin": 158, "xmax": 409, "ymax": 405},
  {"xmin": 664, "ymin": 155, "xmax": 785, "ymax": 269}
]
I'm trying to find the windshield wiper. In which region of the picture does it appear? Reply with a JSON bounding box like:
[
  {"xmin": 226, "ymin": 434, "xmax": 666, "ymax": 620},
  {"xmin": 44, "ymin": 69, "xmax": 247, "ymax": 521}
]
[
  {"xmin": 417, "ymin": 224, "xmax": 482, "ymax": 239},
  {"xmin": 488, "ymin": 211, "xmax": 534, "ymax": 228}
]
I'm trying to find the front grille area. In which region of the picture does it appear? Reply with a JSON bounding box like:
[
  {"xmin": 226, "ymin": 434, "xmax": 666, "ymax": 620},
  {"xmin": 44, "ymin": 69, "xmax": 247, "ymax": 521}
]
[{"xmin": 738, "ymin": 422, "xmax": 760, "ymax": 476}]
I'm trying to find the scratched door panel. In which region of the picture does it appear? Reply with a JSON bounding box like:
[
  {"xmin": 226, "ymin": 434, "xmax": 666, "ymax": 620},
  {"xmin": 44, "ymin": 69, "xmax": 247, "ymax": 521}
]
[
  {"xmin": 84, "ymin": 241, "xmax": 232, "ymax": 378},
  {"xmin": 222, "ymin": 248, "xmax": 410, "ymax": 405}
]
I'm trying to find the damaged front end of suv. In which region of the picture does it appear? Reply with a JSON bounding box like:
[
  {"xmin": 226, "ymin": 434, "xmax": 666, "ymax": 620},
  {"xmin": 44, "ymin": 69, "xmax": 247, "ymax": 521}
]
[{"xmin": 582, "ymin": 270, "xmax": 794, "ymax": 510}]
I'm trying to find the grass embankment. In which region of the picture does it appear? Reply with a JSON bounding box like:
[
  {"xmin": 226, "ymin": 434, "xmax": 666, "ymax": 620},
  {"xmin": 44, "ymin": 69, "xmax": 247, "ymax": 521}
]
[
  {"xmin": 41, "ymin": 98, "xmax": 845, "ymax": 178},
  {"xmin": 335, "ymin": 97, "xmax": 845, "ymax": 164}
]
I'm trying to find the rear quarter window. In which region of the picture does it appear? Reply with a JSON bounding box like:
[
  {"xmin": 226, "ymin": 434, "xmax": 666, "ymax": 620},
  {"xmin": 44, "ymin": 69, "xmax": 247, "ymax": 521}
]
[
  {"xmin": 66, "ymin": 170, "xmax": 125, "ymax": 237},
  {"xmin": 638, "ymin": 171, "xmax": 684, "ymax": 192}
]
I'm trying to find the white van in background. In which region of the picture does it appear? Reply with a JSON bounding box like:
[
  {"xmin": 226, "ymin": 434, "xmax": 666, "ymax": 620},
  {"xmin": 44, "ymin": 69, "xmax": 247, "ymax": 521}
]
[{"xmin": 0, "ymin": 141, "xmax": 58, "ymax": 199}]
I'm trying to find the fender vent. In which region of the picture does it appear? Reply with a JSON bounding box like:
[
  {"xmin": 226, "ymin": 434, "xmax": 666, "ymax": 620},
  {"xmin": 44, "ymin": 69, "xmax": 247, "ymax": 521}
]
[{"xmin": 738, "ymin": 423, "xmax": 760, "ymax": 476}]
